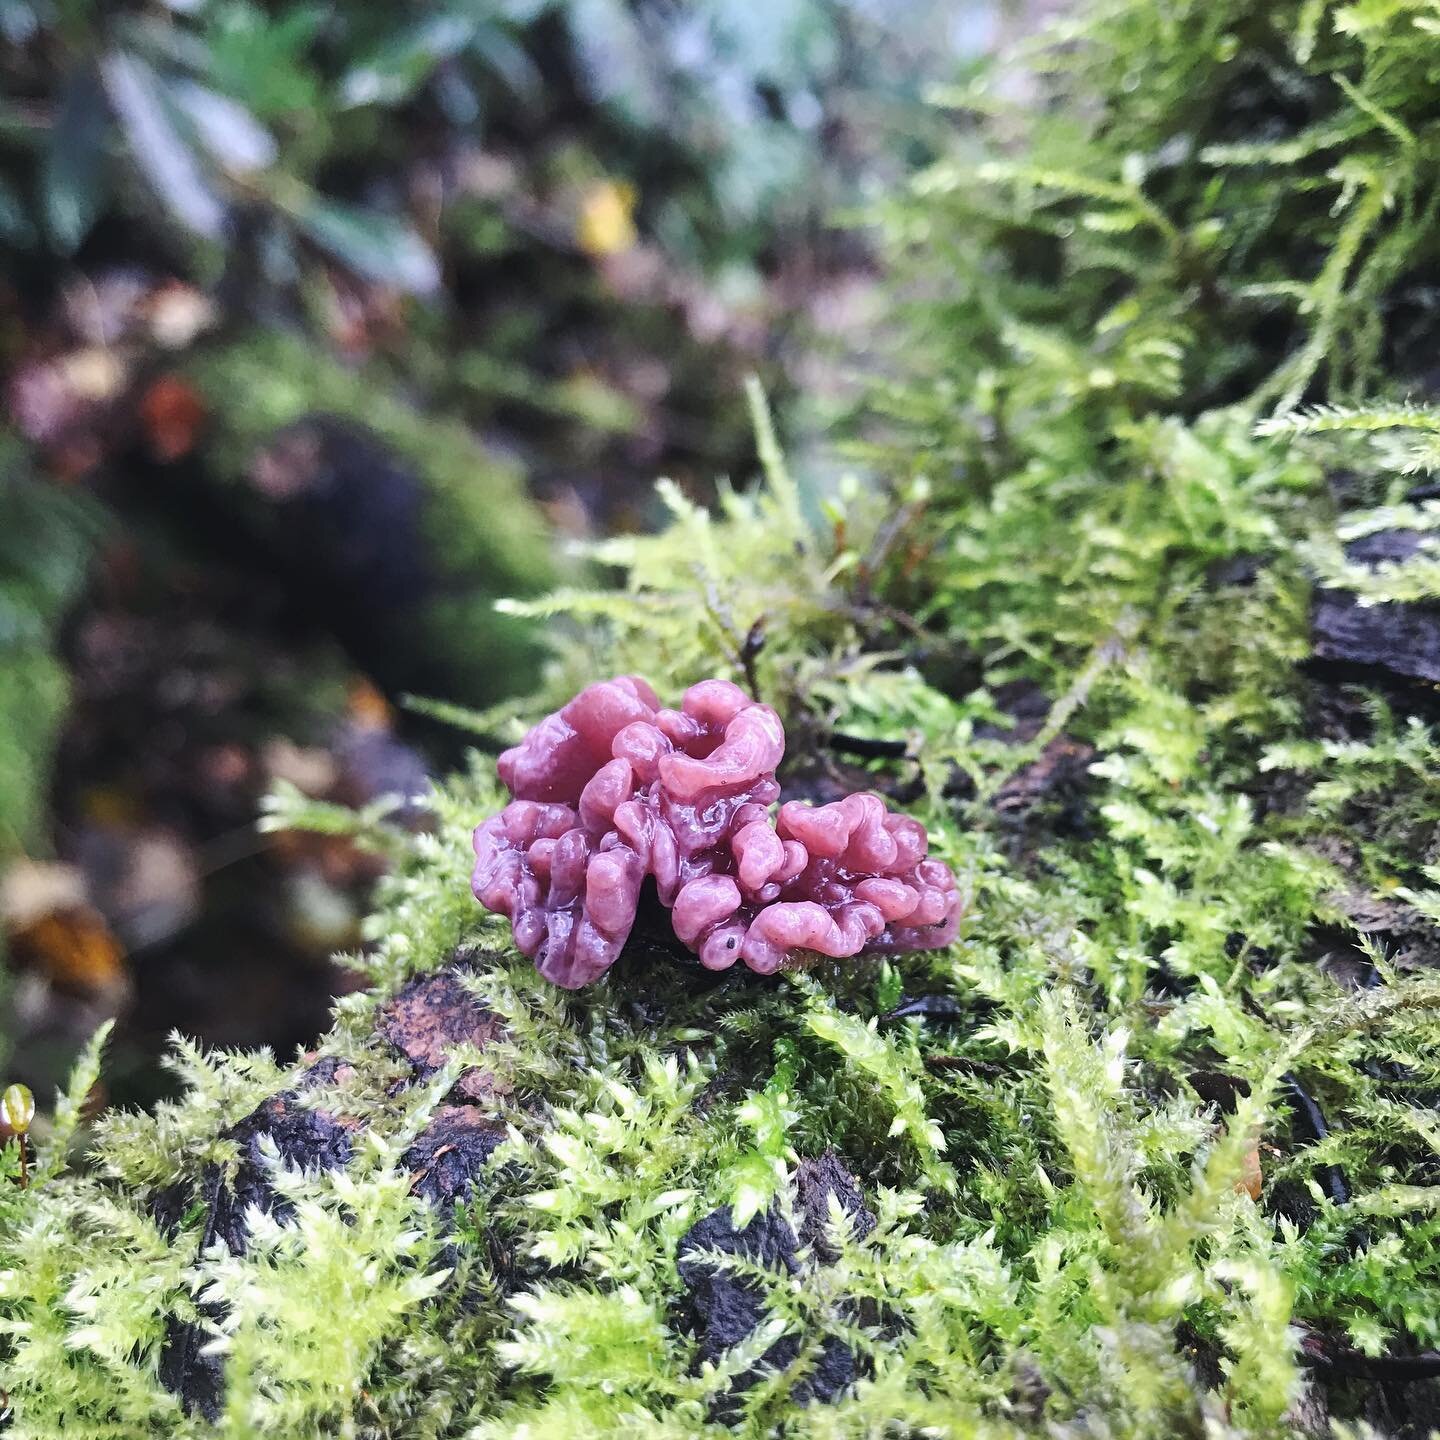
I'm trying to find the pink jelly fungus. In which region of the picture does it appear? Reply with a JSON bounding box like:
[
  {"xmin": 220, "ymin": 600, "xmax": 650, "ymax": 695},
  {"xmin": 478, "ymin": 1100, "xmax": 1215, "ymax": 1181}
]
[{"xmin": 471, "ymin": 677, "xmax": 962, "ymax": 988}]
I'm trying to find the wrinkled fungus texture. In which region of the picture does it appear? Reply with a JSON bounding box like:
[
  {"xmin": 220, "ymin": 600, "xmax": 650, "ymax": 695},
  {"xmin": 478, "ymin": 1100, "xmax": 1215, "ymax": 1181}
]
[{"xmin": 472, "ymin": 677, "xmax": 961, "ymax": 988}]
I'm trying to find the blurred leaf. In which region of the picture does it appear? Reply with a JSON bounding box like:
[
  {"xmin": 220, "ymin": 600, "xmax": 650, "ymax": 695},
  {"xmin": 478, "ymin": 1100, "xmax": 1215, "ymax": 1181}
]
[
  {"xmin": 340, "ymin": 14, "xmax": 475, "ymax": 108},
  {"xmin": 0, "ymin": 175, "xmax": 35, "ymax": 247},
  {"xmin": 497, "ymin": 0, "xmax": 552, "ymax": 21},
  {"xmin": 113, "ymin": 12, "xmax": 212, "ymax": 72},
  {"xmin": 469, "ymin": 17, "xmax": 543, "ymax": 102},
  {"xmin": 565, "ymin": 0, "xmax": 662, "ymax": 124},
  {"xmin": 42, "ymin": 68, "xmax": 111, "ymax": 253},
  {"xmin": 0, "ymin": 474, "xmax": 105, "ymax": 651},
  {"xmin": 434, "ymin": 67, "xmax": 481, "ymax": 127},
  {"xmin": 101, "ymin": 50, "xmax": 225, "ymax": 239},
  {"xmin": 337, "ymin": 12, "xmax": 539, "ymax": 112},
  {"xmin": 0, "ymin": 0, "xmax": 37, "ymax": 45},
  {"xmin": 290, "ymin": 194, "xmax": 439, "ymax": 294},
  {"xmin": 169, "ymin": 79, "xmax": 277, "ymax": 174},
  {"xmin": 203, "ymin": 2, "xmax": 325, "ymax": 120}
]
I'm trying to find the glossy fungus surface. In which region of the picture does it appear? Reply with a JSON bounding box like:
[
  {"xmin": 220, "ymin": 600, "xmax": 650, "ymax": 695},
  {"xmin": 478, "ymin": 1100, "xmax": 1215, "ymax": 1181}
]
[{"xmin": 471, "ymin": 677, "xmax": 961, "ymax": 987}]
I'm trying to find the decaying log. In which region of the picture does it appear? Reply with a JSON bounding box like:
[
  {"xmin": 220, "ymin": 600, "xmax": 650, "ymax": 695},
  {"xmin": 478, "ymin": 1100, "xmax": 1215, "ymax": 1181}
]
[
  {"xmin": 1311, "ymin": 530, "xmax": 1440, "ymax": 687},
  {"xmin": 676, "ymin": 1151, "xmax": 877, "ymax": 1412}
]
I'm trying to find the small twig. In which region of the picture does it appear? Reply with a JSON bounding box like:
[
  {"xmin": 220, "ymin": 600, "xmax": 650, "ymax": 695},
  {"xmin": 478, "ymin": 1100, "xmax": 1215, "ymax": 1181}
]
[
  {"xmin": 826, "ymin": 732, "xmax": 912, "ymax": 761},
  {"xmin": 1236, "ymin": 996, "xmax": 1351, "ymax": 1205},
  {"xmin": 1282, "ymin": 1070, "xmax": 1350, "ymax": 1206},
  {"xmin": 701, "ymin": 581, "xmax": 767, "ymax": 700},
  {"xmin": 886, "ymin": 994, "xmax": 969, "ymax": 1022},
  {"xmin": 855, "ymin": 497, "xmax": 926, "ymax": 604},
  {"xmin": 740, "ymin": 619, "xmax": 766, "ymax": 701},
  {"xmin": 822, "ymin": 597, "xmax": 933, "ymax": 645},
  {"xmin": 923, "ymin": 1054, "xmax": 1009, "ymax": 1076},
  {"xmin": 1299, "ymin": 1336, "xmax": 1440, "ymax": 1381}
]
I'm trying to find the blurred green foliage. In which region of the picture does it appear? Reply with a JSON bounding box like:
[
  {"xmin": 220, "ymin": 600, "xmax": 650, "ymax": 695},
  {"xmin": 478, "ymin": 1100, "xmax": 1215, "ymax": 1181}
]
[
  {"xmin": 0, "ymin": 0, "xmax": 945, "ymax": 283},
  {"xmin": 0, "ymin": 451, "xmax": 103, "ymax": 858}
]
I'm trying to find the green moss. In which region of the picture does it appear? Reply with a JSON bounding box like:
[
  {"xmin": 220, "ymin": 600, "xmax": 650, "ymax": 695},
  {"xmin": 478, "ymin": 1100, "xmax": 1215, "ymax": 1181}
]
[
  {"xmin": 0, "ymin": 650, "xmax": 70, "ymax": 864},
  {"xmin": 8, "ymin": 1, "xmax": 1440, "ymax": 1435},
  {"xmin": 0, "ymin": 468, "xmax": 104, "ymax": 858}
]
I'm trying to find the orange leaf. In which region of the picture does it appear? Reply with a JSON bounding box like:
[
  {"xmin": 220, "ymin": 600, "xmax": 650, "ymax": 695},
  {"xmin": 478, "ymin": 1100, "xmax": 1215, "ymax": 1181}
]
[
  {"xmin": 10, "ymin": 908, "xmax": 126, "ymax": 997},
  {"xmin": 140, "ymin": 374, "xmax": 206, "ymax": 462},
  {"xmin": 1236, "ymin": 1141, "xmax": 1263, "ymax": 1201}
]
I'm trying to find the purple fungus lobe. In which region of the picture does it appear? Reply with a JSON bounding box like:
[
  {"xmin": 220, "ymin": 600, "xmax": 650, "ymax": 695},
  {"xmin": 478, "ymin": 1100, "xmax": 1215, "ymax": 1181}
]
[{"xmin": 471, "ymin": 677, "xmax": 961, "ymax": 988}]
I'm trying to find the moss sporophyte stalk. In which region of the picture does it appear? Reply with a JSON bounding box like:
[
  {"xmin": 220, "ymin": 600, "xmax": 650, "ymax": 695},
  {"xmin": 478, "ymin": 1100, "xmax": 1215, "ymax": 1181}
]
[
  {"xmin": 8, "ymin": 0, "xmax": 1440, "ymax": 1434},
  {"xmin": 1, "ymin": 1084, "xmax": 33, "ymax": 1187}
]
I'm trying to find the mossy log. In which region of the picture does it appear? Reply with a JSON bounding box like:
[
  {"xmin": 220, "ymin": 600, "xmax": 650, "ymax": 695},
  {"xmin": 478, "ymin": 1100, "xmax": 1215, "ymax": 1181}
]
[
  {"xmin": 177, "ymin": 331, "xmax": 560, "ymax": 705},
  {"xmin": 147, "ymin": 953, "xmax": 878, "ymax": 1428},
  {"xmin": 1310, "ymin": 529, "xmax": 1440, "ymax": 689}
]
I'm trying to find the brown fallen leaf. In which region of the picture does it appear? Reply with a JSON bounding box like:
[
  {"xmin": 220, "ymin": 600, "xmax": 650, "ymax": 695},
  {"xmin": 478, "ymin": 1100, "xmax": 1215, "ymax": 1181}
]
[
  {"xmin": 1236, "ymin": 1138, "xmax": 1263, "ymax": 1201},
  {"xmin": 139, "ymin": 374, "xmax": 206, "ymax": 461},
  {"xmin": 8, "ymin": 907, "xmax": 127, "ymax": 998},
  {"xmin": 346, "ymin": 677, "xmax": 393, "ymax": 732}
]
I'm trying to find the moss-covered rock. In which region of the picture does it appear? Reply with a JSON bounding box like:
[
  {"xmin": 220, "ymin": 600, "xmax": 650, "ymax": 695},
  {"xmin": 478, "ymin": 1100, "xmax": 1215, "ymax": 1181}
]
[{"xmin": 182, "ymin": 331, "xmax": 560, "ymax": 704}]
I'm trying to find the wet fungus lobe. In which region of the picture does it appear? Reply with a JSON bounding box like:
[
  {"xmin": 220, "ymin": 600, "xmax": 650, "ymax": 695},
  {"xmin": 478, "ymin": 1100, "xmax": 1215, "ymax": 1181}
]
[{"xmin": 471, "ymin": 677, "xmax": 961, "ymax": 988}]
